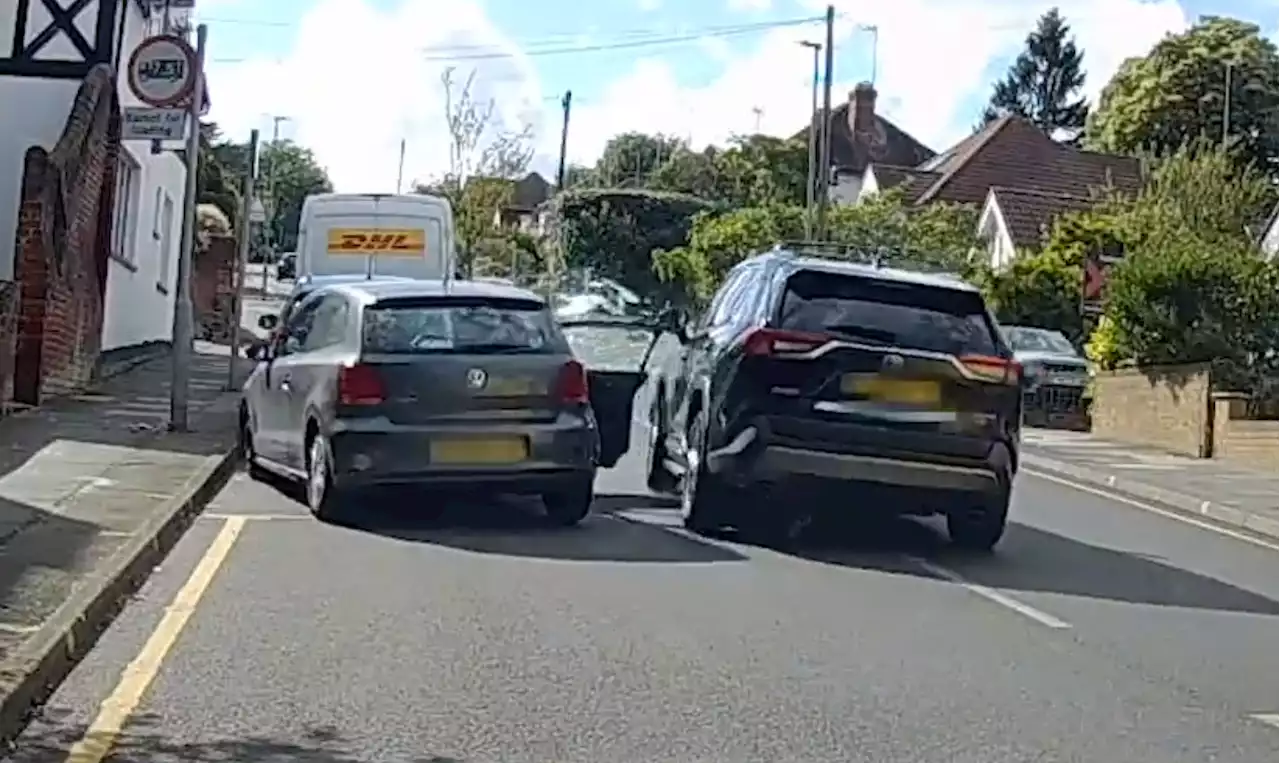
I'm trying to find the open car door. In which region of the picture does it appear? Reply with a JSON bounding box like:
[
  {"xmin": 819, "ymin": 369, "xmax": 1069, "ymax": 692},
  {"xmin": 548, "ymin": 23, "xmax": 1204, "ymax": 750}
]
[{"xmin": 557, "ymin": 312, "xmax": 679, "ymax": 469}]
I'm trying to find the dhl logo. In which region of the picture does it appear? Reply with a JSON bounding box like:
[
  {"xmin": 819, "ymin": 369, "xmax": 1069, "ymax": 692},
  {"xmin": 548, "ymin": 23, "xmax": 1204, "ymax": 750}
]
[{"xmin": 326, "ymin": 228, "xmax": 425, "ymax": 256}]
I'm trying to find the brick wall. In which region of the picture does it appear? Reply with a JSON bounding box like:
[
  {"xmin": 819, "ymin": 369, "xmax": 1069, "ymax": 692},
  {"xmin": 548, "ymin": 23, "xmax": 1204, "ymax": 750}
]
[
  {"xmin": 1090, "ymin": 363, "xmax": 1213, "ymax": 457},
  {"xmin": 10, "ymin": 64, "xmax": 118, "ymax": 407},
  {"xmin": 1211, "ymin": 394, "xmax": 1279, "ymax": 473},
  {"xmin": 194, "ymin": 235, "xmax": 236, "ymax": 344}
]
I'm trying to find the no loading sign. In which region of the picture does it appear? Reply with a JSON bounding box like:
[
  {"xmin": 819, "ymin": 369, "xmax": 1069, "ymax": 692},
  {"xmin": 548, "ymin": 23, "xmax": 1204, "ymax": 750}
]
[{"xmin": 127, "ymin": 35, "xmax": 197, "ymax": 108}]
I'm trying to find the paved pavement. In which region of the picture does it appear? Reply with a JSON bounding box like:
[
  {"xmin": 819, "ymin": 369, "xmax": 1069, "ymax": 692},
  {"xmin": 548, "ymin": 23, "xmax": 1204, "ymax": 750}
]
[
  {"xmin": 3, "ymin": 385, "xmax": 1275, "ymax": 761},
  {"xmin": 1022, "ymin": 428, "xmax": 1279, "ymax": 540}
]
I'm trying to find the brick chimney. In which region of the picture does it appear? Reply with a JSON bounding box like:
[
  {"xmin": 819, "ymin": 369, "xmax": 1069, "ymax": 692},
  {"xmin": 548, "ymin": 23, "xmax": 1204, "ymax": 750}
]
[{"xmin": 849, "ymin": 81, "xmax": 877, "ymax": 136}]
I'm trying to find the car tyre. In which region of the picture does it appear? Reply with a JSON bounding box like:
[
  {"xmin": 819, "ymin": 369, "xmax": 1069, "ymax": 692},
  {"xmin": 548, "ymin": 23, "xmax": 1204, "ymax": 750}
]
[
  {"xmin": 306, "ymin": 432, "xmax": 353, "ymax": 525},
  {"xmin": 680, "ymin": 408, "xmax": 730, "ymax": 536},
  {"xmin": 239, "ymin": 406, "xmax": 270, "ymax": 482},
  {"xmin": 947, "ymin": 454, "xmax": 1012, "ymax": 553},
  {"xmin": 543, "ymin": 474, "xmax": 594, "ymax": 527},
  {"xmin": 645, "ymin": 394, "xmax": 678, "ymax": 494}
]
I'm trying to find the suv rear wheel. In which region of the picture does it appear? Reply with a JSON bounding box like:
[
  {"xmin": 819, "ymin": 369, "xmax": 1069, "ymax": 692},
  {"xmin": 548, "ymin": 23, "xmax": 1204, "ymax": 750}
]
[
  {"xmin": 646, "ymin": 394, "xmax": 677, "ymax": 494},
  {"xmin": 543, "ymin": 474, "xmax": 595, "ymax": 527},
  {"xmin": 946, "ymin": 449, "xmax": 1012, "ymax": 552},
  {"xmin": 680, "ymin": 408, "xmax": 731, "ymax": 536}
]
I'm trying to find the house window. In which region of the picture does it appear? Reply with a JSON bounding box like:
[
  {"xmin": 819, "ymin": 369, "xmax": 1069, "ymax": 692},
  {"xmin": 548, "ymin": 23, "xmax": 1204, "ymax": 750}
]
[{"xmin": 111, "ymin": 153, "xmax": 140, "ymax": 265}]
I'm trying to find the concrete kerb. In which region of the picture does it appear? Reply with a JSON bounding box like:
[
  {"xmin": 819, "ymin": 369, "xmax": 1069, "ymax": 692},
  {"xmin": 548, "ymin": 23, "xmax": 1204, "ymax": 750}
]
[
  {"xmin": 1020, "ymin": 453, "xmax": 1280, "ymax": 541},
  {"xmin": 0, "ymin": 445, "xmax": 241, "ymax": 748}
]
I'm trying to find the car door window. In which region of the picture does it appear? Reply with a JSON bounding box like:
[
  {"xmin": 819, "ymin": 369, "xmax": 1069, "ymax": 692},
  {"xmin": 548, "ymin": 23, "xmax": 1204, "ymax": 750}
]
[
  {"xmin": 723, "ymin": 266, "xmax": 763, "ymax": 327},
  {"xmin": 278, "ymin": 297, "xmax": 322, "ymax": 356},
  {"xmin": 303, "ymin": 295, "xmax": 349, "ymax": 352}
]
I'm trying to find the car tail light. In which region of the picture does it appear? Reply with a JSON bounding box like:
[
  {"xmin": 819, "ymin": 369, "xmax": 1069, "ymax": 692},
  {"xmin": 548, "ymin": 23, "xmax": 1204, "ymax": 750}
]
[
  {"xmin": 338, "ymin": 363, "xmax": 386, "ymax": 405},
  {"xmin": 742, "ymin": 328, "xmax": 829, "ymax": 357},
  {"xmin": 557, "ymin": 359, "xmax": 589, "ymax": 403},
  {"xmin": 959, "ymin": 354, "xmax": 1022, "ymax": 385}
]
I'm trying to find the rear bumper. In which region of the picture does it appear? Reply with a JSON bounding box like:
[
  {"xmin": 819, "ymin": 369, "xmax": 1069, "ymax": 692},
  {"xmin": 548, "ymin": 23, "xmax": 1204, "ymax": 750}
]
[
  {"xmin": 704, "ymin": 416, "xmax": 1009, "ymax": 493},
  {"xmin": 328, "ymin": 416, "xmax": 597, "ymax": 491}
]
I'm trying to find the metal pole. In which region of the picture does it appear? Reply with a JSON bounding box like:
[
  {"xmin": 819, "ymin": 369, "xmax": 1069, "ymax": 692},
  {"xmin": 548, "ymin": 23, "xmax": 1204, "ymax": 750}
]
[
  {"xmin": 226, "ymin": 128, "xmax": 259, "ymax": 390},
  {"xmin": 261, "ymin": 115, "xmax": 286, "ymax": 293},
  {"xmin": 556, "ymin": 90, "xmax": 572, "ymax": 188},
  {"xmin": 815, "ymin": 5, "xmax": 835, "ymax": 240},
  {"xmin": 168, "ymin": 23, "xmax": 207, "ymax": 432},
  {"xmin": 1222, "ymin": 62, "xmax": 1232, "ymax": 145},
  {"xmin": 396, "ymin": 138, "xmax": 406, "ymax": 193},
  {"xmin": 799, "ymin": 41, "xmax": 821, "ymax": 237}
]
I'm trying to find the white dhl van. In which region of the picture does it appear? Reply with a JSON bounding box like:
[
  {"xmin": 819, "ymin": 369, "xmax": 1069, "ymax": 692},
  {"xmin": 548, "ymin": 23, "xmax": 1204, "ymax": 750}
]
[{"xmin": 294, "ymin": 193, "xmax": 457, "ymax": 281}]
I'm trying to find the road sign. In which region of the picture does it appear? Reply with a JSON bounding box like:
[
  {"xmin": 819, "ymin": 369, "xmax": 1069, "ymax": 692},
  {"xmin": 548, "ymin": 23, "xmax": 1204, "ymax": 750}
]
[
  {"xmin": 1081, "ymin": 245, "xmax": 1123, "ymax": 315},
  {"xmin": 126, "ymin": 35, "xmax": 197, "ymax": 107},
  {"xmin": 122, "ymin": 107, "xmax": 187, "ymax": 140}
]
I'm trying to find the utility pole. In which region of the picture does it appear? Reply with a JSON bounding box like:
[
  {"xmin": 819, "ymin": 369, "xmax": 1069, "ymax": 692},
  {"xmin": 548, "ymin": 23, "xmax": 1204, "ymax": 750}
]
[
  {"xmin": 814, "ymin": 4, "xmax": 835, "ymax": 240},
  {"xmin": 556, "ymin": 90, "xmax": 572, "ymax": 188},
  {"xmin": 396, "ymin": 137, "xmax": 406, "ymax": 193},
  {"xmin": 261, "ymin": 115, "xmax": 289, "ymax": 292},
  {"xmin": 168, "ymin": 23, "xmax": 207, "ymax": 432},
  {"xmin": 1222, "ymin": 62, "xmax": 1233, "ymax": 146},
  {"xmin": 227, "ymin": 128, "xmax": 259, "ymax": 390},
  {"xmin": 799, "ymin": 40, "xmax": 821, "ymax": 237}
]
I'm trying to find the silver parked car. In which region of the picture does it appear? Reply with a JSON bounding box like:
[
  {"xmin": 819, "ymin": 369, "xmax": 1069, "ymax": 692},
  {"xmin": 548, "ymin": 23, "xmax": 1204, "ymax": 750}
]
[
  {"xmin": 238, "ymin": 279, "xmax": 640, "ymax": 526},
  {"xmin": 1001, "ymin": 325, "xmax": 1090, "ymax": 428}
]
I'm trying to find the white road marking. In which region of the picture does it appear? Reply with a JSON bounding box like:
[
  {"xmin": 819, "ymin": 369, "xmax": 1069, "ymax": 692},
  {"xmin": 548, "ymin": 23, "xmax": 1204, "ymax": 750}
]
[
  {"xmin": 1250, "ymin": 713, "xmax": 1278, "ymax": 728},
  {"xmin": 202, "ymin": 512, "xmax": 310, "ymax": 521},
  {"xmin": 0, "ymin": 622, "xmax": 40, "ymax": 635},
  {"xmin": 1022, "ymin": 468, "xmax": 1279, "ymax": 551},
  {"xmin": 906, "ymin": 556, "xmax": 1073, "ymax": 630}
]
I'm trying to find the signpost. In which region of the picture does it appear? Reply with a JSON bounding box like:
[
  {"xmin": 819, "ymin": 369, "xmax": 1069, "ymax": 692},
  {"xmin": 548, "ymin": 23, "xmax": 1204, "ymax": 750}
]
[
  {"xmin": 121, "ymin": 107, "xmax": 187, "ymax": 140},
  {"xmin": 127, "ymin": 34, "xmax": 196, "ymax": 107},
  {"xmin": 1081, "ymin": 242, "xmax": 1123, "ymax": 316}
]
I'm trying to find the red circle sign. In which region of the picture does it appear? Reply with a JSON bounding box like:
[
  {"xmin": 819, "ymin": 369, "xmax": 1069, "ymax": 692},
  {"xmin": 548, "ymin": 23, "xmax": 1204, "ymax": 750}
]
[{"xmin": 126, "ymin": 35, "xmax": 197, "ymax": 108}]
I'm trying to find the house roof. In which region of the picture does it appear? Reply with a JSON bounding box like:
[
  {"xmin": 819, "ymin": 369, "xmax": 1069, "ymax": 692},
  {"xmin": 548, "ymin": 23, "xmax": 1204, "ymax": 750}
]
[
  {"xmin": 792, "ymin": 102, "xmax": 935, "ymax": 175},
  {"xmin": 865, "ymin": 164, "xmax": 941, "ymax": 200},
  {"xmin": 903, "ymin": 116, "xmax": 1143, "ymax": 207},
  {"xmin": 509, "ymin": 172, "xmax": 551, "ymax": 210},
  {"xmin": 987, "ymin": 187, "xmax": 1096, "ymax": 249}
]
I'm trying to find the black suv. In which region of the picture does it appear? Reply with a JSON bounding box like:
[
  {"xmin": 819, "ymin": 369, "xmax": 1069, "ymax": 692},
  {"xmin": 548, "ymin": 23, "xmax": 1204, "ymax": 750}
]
[{"xmin": 646, "ymin": 246, "xmax": 1022, "ymax": 551}]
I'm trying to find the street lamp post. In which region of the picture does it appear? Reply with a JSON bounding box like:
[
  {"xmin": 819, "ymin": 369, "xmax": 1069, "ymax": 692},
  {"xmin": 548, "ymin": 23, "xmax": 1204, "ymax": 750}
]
[{"xmin": 798, "ymin": 40, "xmax": 822, "ymax": 237}]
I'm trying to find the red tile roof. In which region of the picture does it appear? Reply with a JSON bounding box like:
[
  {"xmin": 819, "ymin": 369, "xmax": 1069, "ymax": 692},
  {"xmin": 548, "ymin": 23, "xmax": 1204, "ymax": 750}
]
[{"xmin": 988, "ymin": 187, "xmax": 1096, "ymax": 248}]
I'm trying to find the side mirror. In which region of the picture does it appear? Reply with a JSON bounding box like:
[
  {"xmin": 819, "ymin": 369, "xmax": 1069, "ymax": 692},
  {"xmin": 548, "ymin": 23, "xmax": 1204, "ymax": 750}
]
[{"xmin": 258, "ymin": 314, "xmax": 279, "ymax": 331}]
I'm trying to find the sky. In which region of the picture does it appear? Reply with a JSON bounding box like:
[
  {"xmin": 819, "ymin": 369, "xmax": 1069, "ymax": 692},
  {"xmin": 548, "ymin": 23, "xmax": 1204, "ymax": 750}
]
[{"xmin": 192, "ymin": 0, "xmax": 1279, "ymax": 194}]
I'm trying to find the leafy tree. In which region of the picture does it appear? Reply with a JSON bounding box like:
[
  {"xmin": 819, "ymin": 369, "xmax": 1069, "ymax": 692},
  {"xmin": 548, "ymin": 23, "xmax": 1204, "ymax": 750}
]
[
  {"xmin": 981, "ymin": 8, "xmax": 1089, "ymax": 142},
  {"xmin": 421, "ymin": 67, "xmax": 535, "ymax": 276},
  {"xmin": 195, "ymin": 122, "xmax": 241, "ymax": 228},
  {"xmin": 968, "ymin": 249, "xmax": 1084, "ymax": 343},
  {"xmin": 258, "ymin": 140, "xmax": 333, "ymax": 251},
  {"xmin": 595, "ymin": 133, "xmax": 685, "ymax": 188},
  {"xmin": 654, "ymin": 191, "xmax": 980, "ymax": 304},
  {"xmin": 1085, "ymin": 16, "xmax": 1280, "ymax": 174}
]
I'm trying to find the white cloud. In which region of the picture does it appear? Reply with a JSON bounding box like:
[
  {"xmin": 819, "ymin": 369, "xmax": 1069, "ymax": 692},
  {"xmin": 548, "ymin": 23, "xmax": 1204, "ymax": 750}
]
[
  {"xmin": 638, "ymin": 0, "xmax": 663, "ymax": 11},
  {"xmin": 728, "ymin": 0, "xmax": 774, "ymax": 12},
  {"xmin": 204, "ymin": 0, "xmax": 546, "ymax": 193},
  {"xmin": 569, "ymin": 0, "xmax": 1189, "ymax": 162},
  {"xmin": 204, "ymin": 0, "xmax": 1191, "ymax": 192}
]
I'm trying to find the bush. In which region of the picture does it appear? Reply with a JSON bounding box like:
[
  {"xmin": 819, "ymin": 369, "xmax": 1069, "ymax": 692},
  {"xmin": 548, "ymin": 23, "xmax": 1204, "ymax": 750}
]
[
  {"xmin": 969, "ymin": 248, "xmax": 1084, "ymax": 343},
  {"xmin": 546, "ymin": 188, "xmax": 718, "ymax": 302}
]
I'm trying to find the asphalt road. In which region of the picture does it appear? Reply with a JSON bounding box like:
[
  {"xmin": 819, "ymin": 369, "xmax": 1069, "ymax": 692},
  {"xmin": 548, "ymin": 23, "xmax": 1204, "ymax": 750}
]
[{"xmin": 6, "ymin": 410, "xmax": 1277, "ymax": 761}]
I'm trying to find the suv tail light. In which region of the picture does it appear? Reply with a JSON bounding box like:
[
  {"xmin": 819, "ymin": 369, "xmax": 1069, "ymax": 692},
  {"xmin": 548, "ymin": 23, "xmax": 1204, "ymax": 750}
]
[
  {"xmin": 338, "ymin": 363, "xmax": 386, "ymax": 405},
  {"xmin": 959, "ymin": 354, "xmax": 1022, "ymax": 386},
  {"xmin": 557, "ymin": 359, "xmax": 589, "ymax": 403},
  {"xmin": 743, "ymin": 328, "xmax": 829, "ymax": 357}
]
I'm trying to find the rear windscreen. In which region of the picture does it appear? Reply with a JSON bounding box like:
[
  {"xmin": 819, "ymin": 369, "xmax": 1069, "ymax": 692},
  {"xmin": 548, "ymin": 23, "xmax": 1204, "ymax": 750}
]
[
  {"xmin": 778, "ymin": 271, "xmax": 998, "ymax": 356},
  {"xmin": 362, "ymin": 298, "xmax": 566, "ymax": 355}
]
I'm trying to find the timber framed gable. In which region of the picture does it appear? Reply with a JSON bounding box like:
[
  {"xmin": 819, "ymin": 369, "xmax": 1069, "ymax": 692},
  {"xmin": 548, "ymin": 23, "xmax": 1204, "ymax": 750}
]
[{"xmin": 1, "ymin": 0, "xmax": 123, "ymax": 79}]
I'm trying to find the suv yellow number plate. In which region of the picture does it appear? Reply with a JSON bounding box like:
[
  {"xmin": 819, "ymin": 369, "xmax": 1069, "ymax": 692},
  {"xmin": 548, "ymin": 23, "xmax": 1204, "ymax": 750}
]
[
  {"xmin": 430, "ymin": 437, "xmax": 529, "ymax": 465},
  {"xmin": 841, "ymin": 374, "xmax": 941, "ymax": 405}
]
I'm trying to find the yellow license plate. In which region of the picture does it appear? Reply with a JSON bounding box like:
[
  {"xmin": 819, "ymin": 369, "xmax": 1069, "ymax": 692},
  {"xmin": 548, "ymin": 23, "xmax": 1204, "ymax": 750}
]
[
  {"xmin": 430, "ymin": 437, "xmax": 529, "ymax": 465},
  {"xmin": 475, "ymin": 377, "xmax": 542, "ymax": 397},
  {"xmin": 841, "ymin": 374, "xmax": 941, "ymax": 405}
]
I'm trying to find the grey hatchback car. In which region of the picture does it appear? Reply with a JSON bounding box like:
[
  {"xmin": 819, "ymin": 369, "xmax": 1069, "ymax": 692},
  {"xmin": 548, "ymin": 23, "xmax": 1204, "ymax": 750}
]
[{"xmin": 239, "ymin": 279, "xmax": 630, "ymax": 526}]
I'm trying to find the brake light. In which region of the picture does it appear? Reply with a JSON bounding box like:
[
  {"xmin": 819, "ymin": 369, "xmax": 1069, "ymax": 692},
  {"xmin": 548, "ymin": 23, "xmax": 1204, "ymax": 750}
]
[
  {"xmin": 742, "ymin": 328, "xmax": 829, "ymax": 357},
  {"xmin": 557, "ymin": 359, "xmax": 589, "ymax": 403},
  {"xmin": 338, "ymin": 363, "xmax": 386, "ymax": 405},
  {"xmin": 959, "ymin": 354, "xmax": 1022, "ymax": 385}
]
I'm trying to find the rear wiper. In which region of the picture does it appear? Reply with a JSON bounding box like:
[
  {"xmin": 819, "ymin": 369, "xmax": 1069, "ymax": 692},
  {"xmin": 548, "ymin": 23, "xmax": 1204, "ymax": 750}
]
[
  {"xmin": 466, "ymin": 344, "xmax": 542, "ymax": 354},
  {"xmin": 822, "ymin": 324, "xmax": 897, "ymax": 345}
]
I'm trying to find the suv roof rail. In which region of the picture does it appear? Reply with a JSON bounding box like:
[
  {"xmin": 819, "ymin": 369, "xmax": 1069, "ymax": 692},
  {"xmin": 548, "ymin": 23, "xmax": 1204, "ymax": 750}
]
[{"xmin": 771, "ymin": 240, "xmax": 890, "ymax": 267}]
